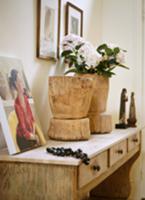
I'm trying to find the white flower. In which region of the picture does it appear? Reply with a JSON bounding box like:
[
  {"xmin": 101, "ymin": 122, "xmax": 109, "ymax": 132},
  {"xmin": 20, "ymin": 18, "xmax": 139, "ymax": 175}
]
[
  {"xmin": 62, "ymin": 43, "xmax": 74, "ymax": 51},
  {"xmin": 85, "ymin": 66, "xmax": 91, "ymax": 70},
  {"xmin": 62, "ymin": 34, "xmax": 83, "ymax": 43},
  {"xmin": 78, "ymin": 42, "xmax": 101, "ymax": 67},
  {"xmin": 61, "ymin": 35, "xmax": 127, "ymax": 73},
  {"xmin": 62, "ymin": 37, "xmax": 128, "ymax": 76},
  {"xmin": 96, "ymin": 53, "xmax": 103, "ymax": 64},
  {"xmin": 108, "ymin": 43, "xmax": 116, "ymax": 49},
  {"xmin": 61, "ymin": 34, "xmax": 84, "ymax": 51},
  {"xmin": 85, "ymin": 52, "xmax": 100, "ymax": 67},
  {"xmin": 116, "ymin": 50, "xmax": 125, "ymax": 64}
]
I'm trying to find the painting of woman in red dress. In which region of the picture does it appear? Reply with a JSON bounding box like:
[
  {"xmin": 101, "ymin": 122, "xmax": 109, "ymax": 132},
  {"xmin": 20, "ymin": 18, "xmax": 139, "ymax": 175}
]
[{"xmin": 9, "ymin": 69, "xmax": 39, "ymax": 151}]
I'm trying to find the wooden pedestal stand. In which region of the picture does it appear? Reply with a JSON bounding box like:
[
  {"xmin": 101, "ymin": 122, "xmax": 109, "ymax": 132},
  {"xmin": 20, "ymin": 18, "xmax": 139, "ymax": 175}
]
[
  {"xmin": 48, "ymin": 118, "xmax": 90, "ymax": 140},
  {"xmin": 48, "ymin": 76, "xmax": 94, "ymax": 141}
]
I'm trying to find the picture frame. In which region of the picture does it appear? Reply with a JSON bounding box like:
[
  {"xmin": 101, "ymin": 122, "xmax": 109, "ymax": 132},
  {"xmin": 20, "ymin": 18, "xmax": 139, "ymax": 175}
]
[
  {"xmin": 0, "ymin": 57, "xmax": 46, "ymax": 155},
  {"xmin": 65, "ymin": 2, "xmax": 83, "ymax": 37},
  {"xmin": 37, "ymin": 0, "xmax": 61, "ymax": 60}
]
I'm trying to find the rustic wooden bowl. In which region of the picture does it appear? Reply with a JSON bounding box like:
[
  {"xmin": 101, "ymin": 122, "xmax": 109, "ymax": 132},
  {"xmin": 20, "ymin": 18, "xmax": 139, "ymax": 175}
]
[
  {"xmin": 78, "ymin": 74, "xmax": 109, "ymax": 113},
  {"xmin": 48, "ymin": 76, "xmax": 94, "ymax": 119}
]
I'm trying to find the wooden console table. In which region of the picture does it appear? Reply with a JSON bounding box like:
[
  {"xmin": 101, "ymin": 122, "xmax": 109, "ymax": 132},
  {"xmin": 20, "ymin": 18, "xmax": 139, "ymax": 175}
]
[{"xmin": 0, "ymin": 128, "xmax": 141, "ymax": 200}]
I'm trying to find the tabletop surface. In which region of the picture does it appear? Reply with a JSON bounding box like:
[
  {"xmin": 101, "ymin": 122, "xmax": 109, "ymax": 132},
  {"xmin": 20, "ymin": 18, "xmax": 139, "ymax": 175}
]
[{"xmin": 0, "ymin": 128, "xmax": 140, "ymax": 166}]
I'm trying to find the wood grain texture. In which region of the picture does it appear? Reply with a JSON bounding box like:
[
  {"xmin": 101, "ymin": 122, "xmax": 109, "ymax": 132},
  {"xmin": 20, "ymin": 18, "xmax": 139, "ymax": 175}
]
[
  {"xmin": 89, "ymin": 113, "xmax": 112, "ymax": 133},
  {"xmin": 78, "ymin": 74, "xmax": 111, "ymax": 134},
  {"xmin": 78, "ymin": 74, "xmax": 109, "ymax": 113},
  {"xmin": 78, "ymin": 146, "xmax": 140, "ymax": 197},
  {"xmin": 0, "ymin": 163, "xmax": 78, "ymax": 200},
  {"xmin": 79, "ymin": 151, "xmax": 108, "ymax": 188},
  {"xmin": 90, "ymin": 151, "xmax": 140, "ymax": 200},
  {"xmin": 48, "ymin": 76, "xmax": 94, "ymax": 119},
  {"xmin": 0, "ymin": 128, "xmax": 141, "ymax": 166},
  {"xmin": 128, "ymin": 132, "xmax": 140, "ymax": 152},
  {"xmin": 0, "ymin": 129, "xmax": 141, "ymax": 200},
  {"xmin": 48, "ymin": 118, "xmax": 90, "ymax": 141},
  {"xmin": 89, "ymin": 75, "xmax": 109, "ymax": 113},
  {"xmin": 109, "ymin": 139, "xmax": 127, "ymax": 166}
]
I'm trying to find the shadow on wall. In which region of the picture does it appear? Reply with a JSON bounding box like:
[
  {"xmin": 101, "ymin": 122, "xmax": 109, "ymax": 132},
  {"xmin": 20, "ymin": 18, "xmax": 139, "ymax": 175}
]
[{"xmin": 31, "ymin": 59, "xmax": 65, "ymax": 138}]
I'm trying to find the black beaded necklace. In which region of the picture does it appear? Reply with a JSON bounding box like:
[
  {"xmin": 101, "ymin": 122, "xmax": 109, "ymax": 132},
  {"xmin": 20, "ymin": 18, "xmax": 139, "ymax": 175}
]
[{"xmin": 46, "ymin": 147, "xmax": 90, "ymax": 165}]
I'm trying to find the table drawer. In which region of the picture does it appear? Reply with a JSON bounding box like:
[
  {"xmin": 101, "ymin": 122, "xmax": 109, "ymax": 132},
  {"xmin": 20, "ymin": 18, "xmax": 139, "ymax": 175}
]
[
  {"xmin": 128, "ymin": 132, "xmax": 140, "ymax": 152},
  {"xmin": 78, "ymin": 151, "xmax": 108, "ymax": 188},
  {"xmin": 109, "ymin": 140, "xmax": 127, "ymax": 166}
]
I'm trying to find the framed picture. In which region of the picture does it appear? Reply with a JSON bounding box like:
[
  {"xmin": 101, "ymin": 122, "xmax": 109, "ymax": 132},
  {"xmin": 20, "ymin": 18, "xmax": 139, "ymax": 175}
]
[
  {"xmin": 37, "ymin": 0, "xmax": 61, "ymax": 60},
  {"xmin": 65, "ymin": 2, "xmax": 83, "ymax": 36},
  {"xmin": 0, "ymin": 57, "xmax": 46, "ymax": 154}
]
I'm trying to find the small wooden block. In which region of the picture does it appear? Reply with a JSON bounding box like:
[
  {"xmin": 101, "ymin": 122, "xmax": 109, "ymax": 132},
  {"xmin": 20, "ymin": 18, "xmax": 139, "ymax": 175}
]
[
  {"xmin": 89, "ymin": 113, "xmax": 112, "ymax": 134},
  {"xmin": 48, "ymin": 118, "xmax": 91, "ymax": 141}
]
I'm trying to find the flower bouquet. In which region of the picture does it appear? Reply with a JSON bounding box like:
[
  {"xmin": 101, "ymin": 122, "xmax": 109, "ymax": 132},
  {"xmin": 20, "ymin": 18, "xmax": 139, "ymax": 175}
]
[
  {"xmin": 61, "ymin": 34, "xmax": 128, "ymax": 77},
  {"xmin": 61, "ymin": 34, "xmax": 129, "ymax": 134}
]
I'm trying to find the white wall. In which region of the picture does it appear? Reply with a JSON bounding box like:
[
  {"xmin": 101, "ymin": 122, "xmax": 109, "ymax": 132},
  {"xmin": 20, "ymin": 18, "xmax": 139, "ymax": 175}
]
[
  {"xmin": 0, "ymin": 0, "xmax": 102, "ymax": 135},
  {"xmin": 101, "ymin": 0, "xmax": 143, "ymax": 199},
  {"xmin": 102, "ymin": 0, "xmax": 143, "ymax": 128},
  {"xmin": 140, "ymin": 0, "xmax": 145, "ymax": 198}
]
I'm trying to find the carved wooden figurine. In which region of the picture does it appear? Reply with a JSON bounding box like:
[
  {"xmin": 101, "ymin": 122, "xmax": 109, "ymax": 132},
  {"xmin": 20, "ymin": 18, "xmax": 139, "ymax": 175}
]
[
  {"xmin": 127, "ymin": 92, "xmax": 137, "ymax": 127},
  {"xmin": 116, "ymin": 88, "xmax": 128, "ymax": 129}
]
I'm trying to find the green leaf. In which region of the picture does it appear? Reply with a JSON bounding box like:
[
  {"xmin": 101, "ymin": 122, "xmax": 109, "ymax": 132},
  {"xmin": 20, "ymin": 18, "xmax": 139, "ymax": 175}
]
[
  {"xmin": 106, "ymin": 48, "xmax": 113, "ymax": 56},
  {"xmin": 97, "ymin": 43, "xmax": 108, "ymax": 54},
  {"xmin": 64, "ymin": 68, "xmax": 78, "ymax": 75},
  {"xmin": 61, "ymin": 50, "xmax": 73, "ymax": 57},
  {"xmin": 97, "ymin": 43, "xmax": 108, "ymax": 51},
  {"xmin": 114, "ymin": 47, "xmax": 120, "ymax": 55},
  {"xmin": 66, "ymin": 54, "xmax": 77, "ymax": 60},
  {"xmin": 69, "ymin": 61, "xmax": 74, "ymax": 68},
  {"xmin": 118, "ymin": 64, "xmax": 129, "ymax": 69},
  {"xmin": 110, "ymin": 71, "xmax": 116, "ymax": 76},
  {"xmin": 75, "ymin": 43, "xmax": 84, "ymax": 50},
  {"xmin": 103, "ymin": 70, "xmax": 115, "ymax": 77},
  {"xmin": 108, "ymin": 59, "xmax": 116, "ymax": 65},
  {"xmin": 108, "ymin": 66, "xmax": 116, "ymax": 71}
]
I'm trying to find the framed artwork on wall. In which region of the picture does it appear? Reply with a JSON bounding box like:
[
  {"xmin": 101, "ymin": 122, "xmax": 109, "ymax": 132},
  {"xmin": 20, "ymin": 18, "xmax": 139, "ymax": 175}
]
[
  {"xmin": 65, "ymin": 2, "xmax": 83, "ymax": 37},
  {"xmin": 37, "ymin": 0, "xmax": 61, "ymax": 60}
]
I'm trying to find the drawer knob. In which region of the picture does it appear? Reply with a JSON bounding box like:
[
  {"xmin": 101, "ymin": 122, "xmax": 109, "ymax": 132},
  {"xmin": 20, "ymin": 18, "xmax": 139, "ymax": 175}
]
[
  {"xmin": 92, "ymin": 165, "xmax": 101, "ymax": 171},
  {"xmin": 132, "ymin": 138, "xmax": 138, "ymax": 143},
  {"xmin": 117, "ymin": 149, "xmax": 123, "ymax": 154}
]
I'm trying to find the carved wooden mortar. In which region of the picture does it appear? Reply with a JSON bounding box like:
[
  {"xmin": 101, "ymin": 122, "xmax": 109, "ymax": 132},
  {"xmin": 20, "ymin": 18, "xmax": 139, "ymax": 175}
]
[
  {"xmin": 48, "ymin": 76, "xmax": 94, "ymax": 140},
  {"xmin": 78, "ymin": 74, "xmax": 112, "ymax": 134}
]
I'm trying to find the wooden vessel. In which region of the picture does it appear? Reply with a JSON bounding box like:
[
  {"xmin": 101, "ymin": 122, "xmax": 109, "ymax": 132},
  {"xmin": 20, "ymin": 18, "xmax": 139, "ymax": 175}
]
[
  {"xmin": 78, "ymin": 74, "xmax": 112, "ymax": 134},
  {"xmin": 89, "ymin": 112, "xmax": 112, "ymax": 134},
  {"xmin": 49, "ymin": 76, "xmax": 94, "ymax": 119},
  {"xmin": 48, "ymin": 76, "xmax": 94, "ymax": 140}
]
